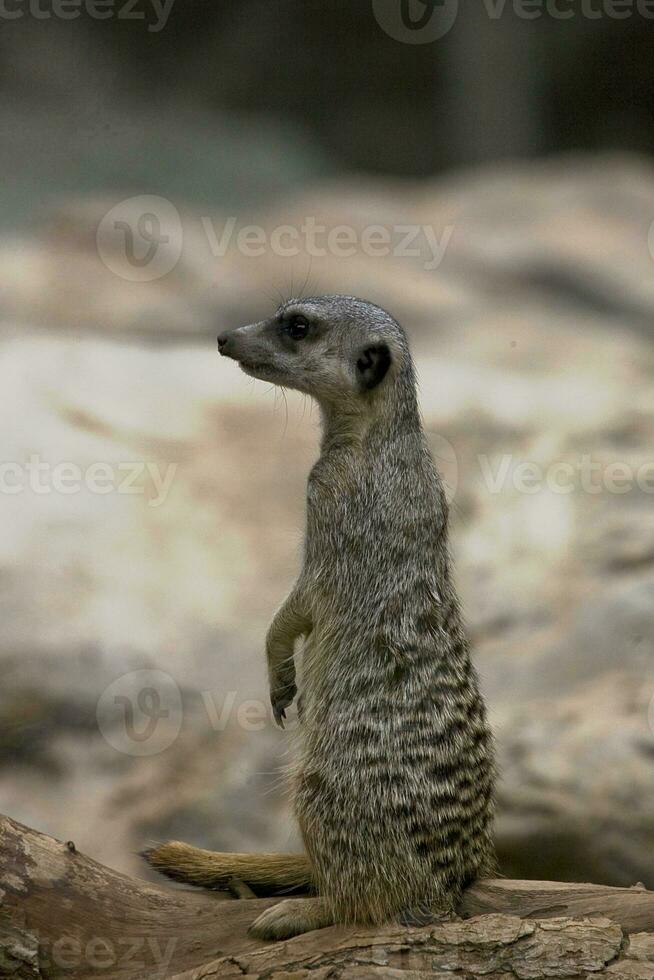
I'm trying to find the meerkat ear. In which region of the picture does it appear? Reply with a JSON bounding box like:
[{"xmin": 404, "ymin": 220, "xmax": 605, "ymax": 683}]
[{"xmin": 356, "ymin": 344, "xmax": 391, "ymax": 391}]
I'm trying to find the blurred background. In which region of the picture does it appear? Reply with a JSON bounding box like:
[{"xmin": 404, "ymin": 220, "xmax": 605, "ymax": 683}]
[{"xmin": 2, "ymin": 0, "xmax": 654, "ymax": 892}]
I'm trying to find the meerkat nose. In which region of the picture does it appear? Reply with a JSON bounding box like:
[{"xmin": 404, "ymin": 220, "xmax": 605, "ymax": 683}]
[{"xmin": 217, "ymin": 331, "xmax": 230, "ymax": 355}]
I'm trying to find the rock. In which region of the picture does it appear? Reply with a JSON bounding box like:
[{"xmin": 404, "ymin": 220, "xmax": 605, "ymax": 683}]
[{"xmin": 495, "ymin": 672, "xmax": 654, "ymax": 886}]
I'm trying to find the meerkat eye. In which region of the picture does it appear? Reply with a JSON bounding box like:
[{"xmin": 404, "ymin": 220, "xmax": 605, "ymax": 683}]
[{"xmin": 286, "ymin": 315, "xmax": 310, "ymax": 340}]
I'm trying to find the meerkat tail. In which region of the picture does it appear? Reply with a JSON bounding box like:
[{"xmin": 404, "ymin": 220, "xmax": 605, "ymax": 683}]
[{"xmin": 142, "ymin": 841, "xmax": 313, "ymax": 894}]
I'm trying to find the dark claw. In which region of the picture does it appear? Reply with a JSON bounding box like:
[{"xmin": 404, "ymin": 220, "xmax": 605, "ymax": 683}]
[
  {"xmin": 398, "ymin": 904, "xmax": 436, "ymax": 927},
  {"xmin": 271, "ymin": 682, "xmax": 296, "ymax": 729}
]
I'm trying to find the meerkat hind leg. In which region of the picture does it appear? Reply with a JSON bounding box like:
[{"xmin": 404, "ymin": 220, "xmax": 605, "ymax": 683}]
[{"xmin": 248, "ymin": 897, "xmax": 333, "ymax": 941}]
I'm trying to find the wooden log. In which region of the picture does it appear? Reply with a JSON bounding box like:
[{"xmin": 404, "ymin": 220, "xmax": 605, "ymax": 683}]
[
  {"xmin": 1, "ymin": 813, "xmax": 653, "ymax": 980},
  {"xmin": 461, "ymin": 877, "xmax": 654, "ymax": 933}
]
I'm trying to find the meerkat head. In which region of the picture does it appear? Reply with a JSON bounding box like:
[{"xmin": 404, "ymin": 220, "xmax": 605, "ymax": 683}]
[{"xmin": 217, "ymin": 294, "xmax": 412, "ymax": 408}]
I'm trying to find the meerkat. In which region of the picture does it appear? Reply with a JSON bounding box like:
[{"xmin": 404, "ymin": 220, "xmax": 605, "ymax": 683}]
[{"xmin": 144, "ymin": 295, "xmax": 496, "ymax": 941}]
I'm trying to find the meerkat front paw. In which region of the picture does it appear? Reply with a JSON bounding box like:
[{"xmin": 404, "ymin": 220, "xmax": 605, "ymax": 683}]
[
  {"xmin": 248, "ymin": 897, "xmax": 332, "ymax": 940},
  {"xmin": 270, "ymin": 680, "xmax": 297, "ymax": 728}
]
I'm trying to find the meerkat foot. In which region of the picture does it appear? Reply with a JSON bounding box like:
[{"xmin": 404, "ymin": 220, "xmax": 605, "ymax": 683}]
[
  {"xmin": 398, "ymin": 905, "xmax": 453, "ymax": 928},
  {"xmin": 248, "ymin": 897, "xmax": 332, "ymax": 941}
]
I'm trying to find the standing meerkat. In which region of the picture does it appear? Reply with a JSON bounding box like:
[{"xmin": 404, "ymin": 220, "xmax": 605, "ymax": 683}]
[{"xmin": 145, "ymin": 295, "xmax": 496, "ymax": 940}]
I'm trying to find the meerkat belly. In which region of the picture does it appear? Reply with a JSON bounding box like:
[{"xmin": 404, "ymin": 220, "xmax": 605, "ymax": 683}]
[{"xmin": 293, "ymin": 630, "xmax": 494, "ymax": 921}]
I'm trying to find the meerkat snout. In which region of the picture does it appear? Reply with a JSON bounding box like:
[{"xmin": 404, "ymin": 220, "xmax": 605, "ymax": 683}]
[{"xmin": 216, "ymin": 328, "xmax": 245, "ymax": 359}]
